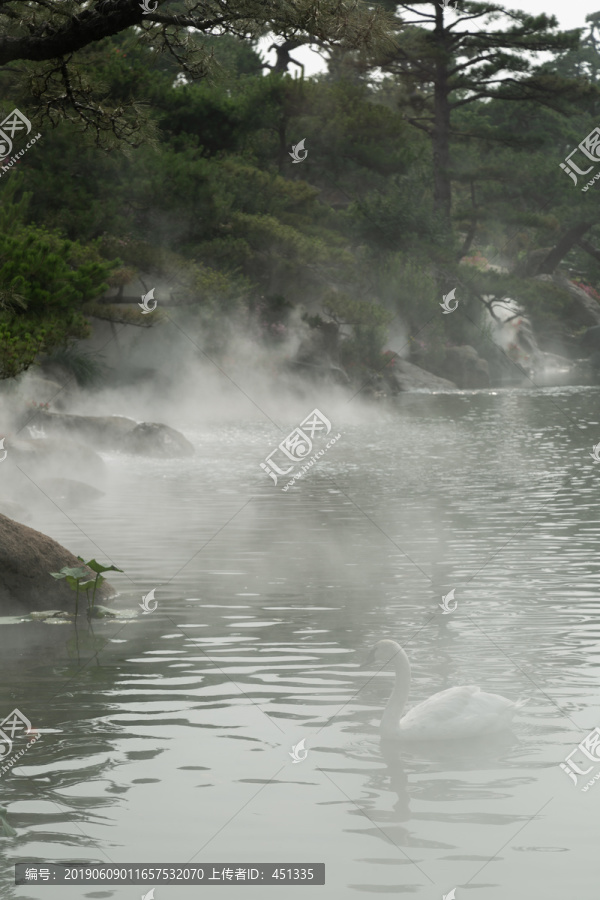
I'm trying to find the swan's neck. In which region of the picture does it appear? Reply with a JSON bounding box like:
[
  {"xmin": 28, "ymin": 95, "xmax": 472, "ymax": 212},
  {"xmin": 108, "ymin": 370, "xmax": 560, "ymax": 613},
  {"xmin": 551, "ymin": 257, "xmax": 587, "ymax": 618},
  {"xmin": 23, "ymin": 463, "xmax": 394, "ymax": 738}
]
[{"xmin": 381, "ymin": 647, "xmax": 411, "ymax": 734}]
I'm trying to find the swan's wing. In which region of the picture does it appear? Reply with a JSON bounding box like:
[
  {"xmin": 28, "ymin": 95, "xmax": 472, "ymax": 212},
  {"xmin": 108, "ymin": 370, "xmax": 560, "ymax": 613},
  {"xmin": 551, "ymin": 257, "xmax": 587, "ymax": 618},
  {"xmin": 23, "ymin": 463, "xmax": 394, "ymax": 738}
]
[
  {"xmin": 398, "ymin": 686, "xmax": 479, "ymax": 736},
  {"xmin": 399, "ymin": 686, "xmax": 518, "ymax": 739}
]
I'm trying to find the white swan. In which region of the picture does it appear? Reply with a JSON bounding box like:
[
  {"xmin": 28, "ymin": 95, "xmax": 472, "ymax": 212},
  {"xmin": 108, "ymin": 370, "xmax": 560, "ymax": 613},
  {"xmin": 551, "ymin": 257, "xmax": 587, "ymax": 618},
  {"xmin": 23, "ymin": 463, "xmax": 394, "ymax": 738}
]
[{"xmin": 362, "ymin": 639, "xmax": 528, "ymax": 740}]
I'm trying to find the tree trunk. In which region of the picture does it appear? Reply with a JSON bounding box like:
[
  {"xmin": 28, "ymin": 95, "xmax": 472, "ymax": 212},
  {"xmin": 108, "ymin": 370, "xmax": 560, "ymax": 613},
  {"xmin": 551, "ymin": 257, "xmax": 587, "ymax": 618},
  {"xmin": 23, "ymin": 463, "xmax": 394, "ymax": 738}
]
[
  {"xmin": 432, "ymin": 32, "xmax": 452, "ymax": 230},
  {"xmin": 536, "ymin": 222, "xmax": 593, "ymax": 274},
  {"xmin": 277, "ymin": 121, "xmax": 287, "ymax": 175},
  {"xmin": 459, "ymin": 181, "xmax": 478, "ymax": 259},
  {"xmin": 576, "ymin": 236, "xmax": 600, "ymax": 266}
]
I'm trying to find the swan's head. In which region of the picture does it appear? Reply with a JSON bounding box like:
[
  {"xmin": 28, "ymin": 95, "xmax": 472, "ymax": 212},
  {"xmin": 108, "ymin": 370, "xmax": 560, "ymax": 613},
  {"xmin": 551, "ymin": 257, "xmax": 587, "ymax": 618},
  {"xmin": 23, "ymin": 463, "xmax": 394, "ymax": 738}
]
[{"xmin": 361, "ymin": 639, "xmax": 404, "ymax": 670}]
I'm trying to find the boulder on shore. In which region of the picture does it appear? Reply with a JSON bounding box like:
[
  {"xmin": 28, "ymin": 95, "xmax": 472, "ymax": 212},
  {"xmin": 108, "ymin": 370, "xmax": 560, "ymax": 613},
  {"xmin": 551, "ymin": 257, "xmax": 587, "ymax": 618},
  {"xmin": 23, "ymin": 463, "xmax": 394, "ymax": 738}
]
[
  {"xmin": 26, "ymin": 412, "xmax": 138, "ymax": 451},
  {"xmin": 121, "ymin": 422, "xmax": 195, "ymax": 458},
  {"xmin": 19, "ymin": 412, "xmax": 194, "ymax": 458},
  {"xmin": 0, "ymin": 514, "xmax": 117, "ymax": 616},
  {"xmin": 393, "ymin": 358, "xmax": 457, "ymax": 392},
  {"xmin": 443, "ymin": 345, "xmax": 490, "ymax": 389},
  {"xmin": 287, "ymin": 360, "xmax": 350, "ymax": 385}
]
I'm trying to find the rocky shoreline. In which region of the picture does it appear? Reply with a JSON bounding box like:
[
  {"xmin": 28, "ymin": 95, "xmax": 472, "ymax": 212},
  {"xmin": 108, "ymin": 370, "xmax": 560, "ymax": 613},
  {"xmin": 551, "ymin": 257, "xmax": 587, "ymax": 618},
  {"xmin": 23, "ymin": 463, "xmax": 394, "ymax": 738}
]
[
  {"xmin": 0, "ymin": 385, "xmax": 195, "ymax": 615},
  {"xmin": 0, "ymin": 513, "xmax": 118, "ymax": 617}
]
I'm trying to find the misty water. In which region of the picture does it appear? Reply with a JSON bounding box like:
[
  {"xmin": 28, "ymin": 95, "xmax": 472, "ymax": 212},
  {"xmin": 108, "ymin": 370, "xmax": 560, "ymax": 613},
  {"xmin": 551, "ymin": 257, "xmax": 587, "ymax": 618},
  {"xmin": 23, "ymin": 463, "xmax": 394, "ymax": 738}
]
[{"xmin": 2, "ymin": 384, "xmax": 600, "ymax": 900}]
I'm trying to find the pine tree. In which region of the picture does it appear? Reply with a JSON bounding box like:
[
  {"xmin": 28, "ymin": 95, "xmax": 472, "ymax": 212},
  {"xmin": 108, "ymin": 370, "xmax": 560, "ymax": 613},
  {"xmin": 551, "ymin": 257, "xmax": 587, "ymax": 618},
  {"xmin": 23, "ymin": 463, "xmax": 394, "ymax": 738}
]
[
  {"xmin": 366, "ymin": 0, "xmax": 585, "ymax": 231},
  {"xmin": 0, "ymin": 0, "xmax": 396, "ymax": 149}
]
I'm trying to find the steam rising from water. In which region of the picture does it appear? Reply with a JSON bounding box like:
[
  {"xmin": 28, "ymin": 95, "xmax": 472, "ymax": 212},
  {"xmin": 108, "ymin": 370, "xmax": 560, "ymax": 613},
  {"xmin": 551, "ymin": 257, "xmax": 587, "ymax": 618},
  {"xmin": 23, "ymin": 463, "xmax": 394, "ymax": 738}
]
[{"xmin": 0, "ymin": 313, "xmax": 389, "ymax": 528}]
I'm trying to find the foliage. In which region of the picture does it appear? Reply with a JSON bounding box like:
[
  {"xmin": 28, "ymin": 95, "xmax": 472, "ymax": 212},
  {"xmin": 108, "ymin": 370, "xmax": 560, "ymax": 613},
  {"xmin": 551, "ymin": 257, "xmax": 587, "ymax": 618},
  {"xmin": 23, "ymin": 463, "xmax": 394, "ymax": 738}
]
[
  {"xmin": 1, "ymin": 7, "xmax": 600, "ymax": 384},
  {"xmin": 0, "ymin": 186, "xmax": 118, "ymax": 378},
  {"xmin": 49, "ymin": 558, "xmax": 123, "ymax": 617},
  {"xmin": 42, "ymin": 344, "xmax": 108, "ymax": 387},
  {"xmin": 321, "ymin": 291, "xmax": 393, "ymax": 327},
  {"xmin": 317, "ymin": 290, "xmax": 394, "ymax": 370},
  {"xmin": 0, "ymin": 0, "xmax": 396, "ymax": 147}
]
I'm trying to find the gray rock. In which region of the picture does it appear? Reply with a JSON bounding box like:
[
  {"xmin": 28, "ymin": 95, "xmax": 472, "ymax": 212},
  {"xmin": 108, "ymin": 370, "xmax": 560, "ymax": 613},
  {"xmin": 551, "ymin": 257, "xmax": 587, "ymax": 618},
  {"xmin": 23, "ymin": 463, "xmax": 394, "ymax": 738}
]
[
  {"xmin": 580, "ymin": 325, "xmax": 600, "ymax": 358},
  {"xmin": 31, "ymin": 413, "xmax": 138, "ymax": 451},
  {"xmin": 392, "ymin": 359, "xmax": 457, "ymax": 391},
  {"xmin": 29, "ymin": 610, "xmax": 74, "ymax": 620},
  {"xmin": 87, "ymin": 605, "xmax": 117, "ymax": 619},
  {"xmin": 19, "ymin": 412, "xmax": 194, "ymax": 459},
  {"xmin": 443, "ymin": 345, "xmax": 490, "ymax": 389},
  {"xmin": 121, "ymin": 422, "xmax": 194, "ymax": 458},
  {"xmin": 0, "ymin": 514, "xmax": 116, "ymax": 616},
  {"xmin": 287, "ymin": 361, "xmax": 350, "ymax": 385}
]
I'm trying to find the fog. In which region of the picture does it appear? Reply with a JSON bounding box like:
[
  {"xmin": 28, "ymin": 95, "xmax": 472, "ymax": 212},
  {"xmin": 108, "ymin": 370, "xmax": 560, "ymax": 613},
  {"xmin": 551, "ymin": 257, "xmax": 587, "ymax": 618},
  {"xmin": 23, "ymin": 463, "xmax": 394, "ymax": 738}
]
[{"xmin": 2, "ymin": 2, "xmax": 600, "ymax": 898}]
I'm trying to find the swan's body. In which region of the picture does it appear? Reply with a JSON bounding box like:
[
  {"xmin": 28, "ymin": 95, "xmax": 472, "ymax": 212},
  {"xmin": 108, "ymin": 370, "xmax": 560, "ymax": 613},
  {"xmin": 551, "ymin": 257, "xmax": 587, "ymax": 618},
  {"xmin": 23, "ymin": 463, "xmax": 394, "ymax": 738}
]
[{"xmin": 363, "ymin": 639, "xmax": 527, "ymax": 740}]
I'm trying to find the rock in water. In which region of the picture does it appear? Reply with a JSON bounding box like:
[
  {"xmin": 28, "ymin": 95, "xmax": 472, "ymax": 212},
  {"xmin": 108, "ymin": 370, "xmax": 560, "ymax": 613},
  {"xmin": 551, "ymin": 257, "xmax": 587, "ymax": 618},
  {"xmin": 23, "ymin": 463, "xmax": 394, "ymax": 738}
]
[
  {"xmin": 32, "ymin": 413, "xmax": 139, "ymax": 451},
  {"xmin": 21, "ymin": 413, "xmax": 194, "ymax": 458},
  {"xmin": 0, "ymin": 514, "xmax": 117, "ymax": 616},
  {"xmin": 87, "ymin": 605, "xmax": 117, "ymax": 619},
  {"xmin": 121, "ymin": 422, "xmax": 194, "ymax": 458},
  {"xmin": 392, "ymin": 359, "xmax": 457, "ymax": 392},
  {"xmin": 443, "ymin": 345, "xmax": 490, "ymax": 389}
]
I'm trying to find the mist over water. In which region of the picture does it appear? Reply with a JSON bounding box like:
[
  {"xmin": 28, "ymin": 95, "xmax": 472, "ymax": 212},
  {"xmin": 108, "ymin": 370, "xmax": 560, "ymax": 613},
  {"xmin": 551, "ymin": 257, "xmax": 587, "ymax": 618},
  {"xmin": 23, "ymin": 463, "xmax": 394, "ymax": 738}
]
[
  {"xmin": 2, "ymin": 360, "xmax": 600, "ymax": 898},
  {"xmin": 56, "ymin": 314, "xmax": 378, "ymax": 423},
  {"xmin": 4, "ymin": 0, "xmax": 600, "ymax": 892}
]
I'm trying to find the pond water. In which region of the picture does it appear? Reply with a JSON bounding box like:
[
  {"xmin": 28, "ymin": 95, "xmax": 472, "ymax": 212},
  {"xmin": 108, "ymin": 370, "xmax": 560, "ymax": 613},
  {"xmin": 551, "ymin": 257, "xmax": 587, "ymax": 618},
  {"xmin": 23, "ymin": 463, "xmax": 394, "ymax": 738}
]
[{"xmin": 2, "ymin": 386, "xmax": 600, "ymax": 900}]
